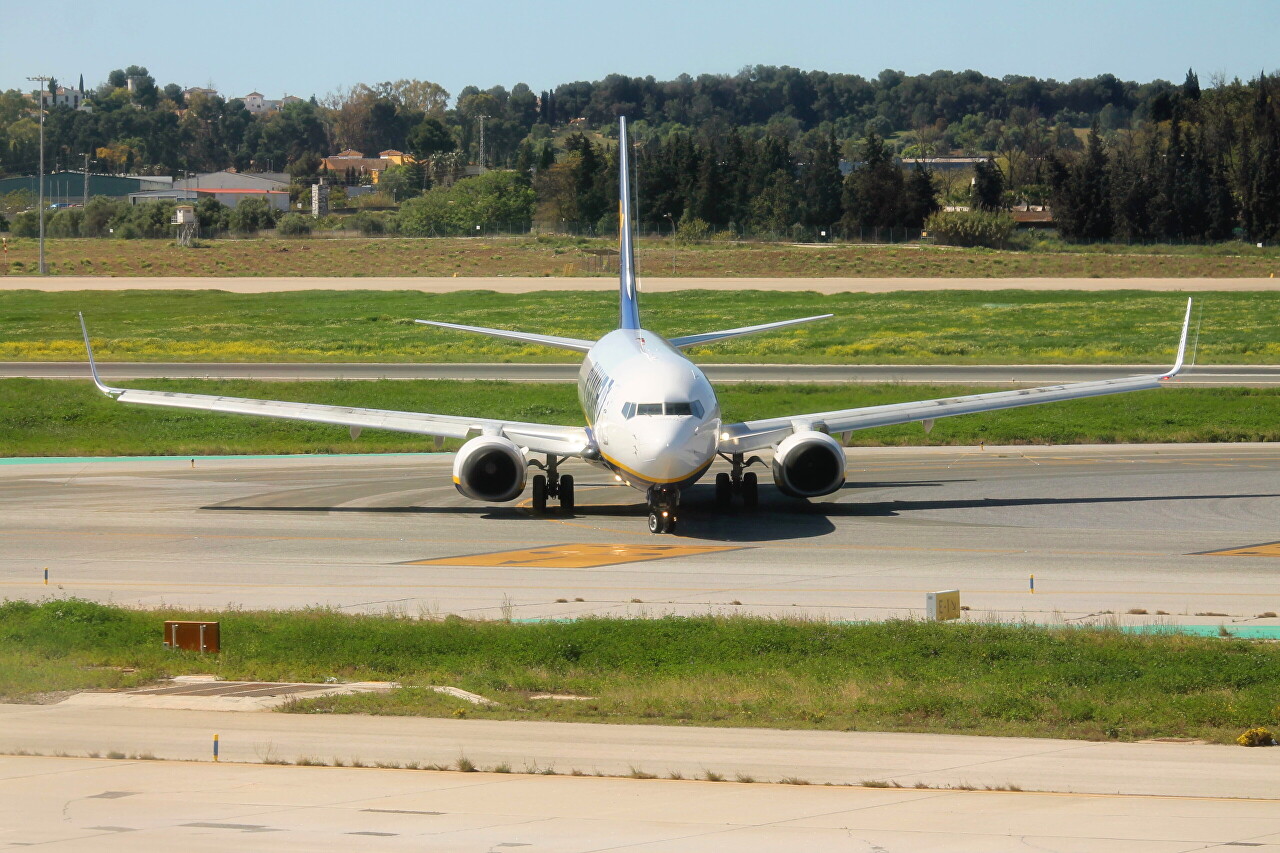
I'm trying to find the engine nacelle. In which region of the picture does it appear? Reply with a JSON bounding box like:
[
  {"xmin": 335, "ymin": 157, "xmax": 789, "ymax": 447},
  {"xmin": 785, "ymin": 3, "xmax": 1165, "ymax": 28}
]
[
  {"xmin": 453, "ymin": 436, "xmax": 527, "ymax": 502},
  {"xmin": 772, "ymin": 430, "xmax": 846, "ymax": 498}
]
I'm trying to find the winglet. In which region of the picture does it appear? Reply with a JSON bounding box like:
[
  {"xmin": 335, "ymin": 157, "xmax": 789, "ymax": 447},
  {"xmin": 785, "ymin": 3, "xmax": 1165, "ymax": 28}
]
[
  {"xmin": 78, "ymin": 312, "xmax": 123, "ymax": 397},
  {"xmin": 1162, "ymin": 298, "xmax": 1193, "ymax": 379}
]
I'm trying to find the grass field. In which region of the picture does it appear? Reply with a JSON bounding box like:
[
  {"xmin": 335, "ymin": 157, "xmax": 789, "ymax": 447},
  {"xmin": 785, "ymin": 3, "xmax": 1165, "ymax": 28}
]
[
  {"xmin": 5, "ymin": 289, "xmax": 1277, "ymax": 364},
  {"xmin": 3, "ymin": 235, "xmax": 1280, "ymax": 279},
  {"xmin": 3, "ymin": 378, "xmax": 1277, "ymax": 457},
  {"xmin": 1, "ymin": 600, "xmax": 1274, "ymax": 744}
]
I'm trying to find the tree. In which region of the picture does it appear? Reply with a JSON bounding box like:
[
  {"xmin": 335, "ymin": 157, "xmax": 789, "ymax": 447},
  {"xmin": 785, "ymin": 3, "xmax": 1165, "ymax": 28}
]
[
  {"xmin": 841, "ymin": 132, "xmax": 905, "ymax": 229},
  {"xmin": 407, "ymin": 118, "xmax": 455, "ymax": 161},
  {"xmin": 1050, "ymin": 122, "xmax": 1112, "ymax": 240},
  {"xmin": 902, "ymin": 163, "xmax": 940, "ymax": 227},
  {"xmin": 800, "ymin": 132, "xmax": 842, "ymax": 230},
  {"xmin": 971, "ymin": 158, "xmax": 1005, "ymax": 210},
  {"xmin": 228, "ymin": 197, "xmax": 277, "ymax": 234}
]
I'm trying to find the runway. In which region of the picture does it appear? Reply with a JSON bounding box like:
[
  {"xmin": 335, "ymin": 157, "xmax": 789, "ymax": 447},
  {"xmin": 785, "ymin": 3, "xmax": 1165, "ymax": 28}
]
[
  {"xmin": 7, "ymin": 754, "xmax": 1279, "ymax": 852},
  {"xmin": 7, "ymin": 361, "xmax": 1280, "ymax": 386},
  {"xmin": 7, "ymin": 274, "xmax": 1280, "ymax": 292},
  {"xmin": 3, "ymin": 444, "xmax": 1278, "ymax": 626}
]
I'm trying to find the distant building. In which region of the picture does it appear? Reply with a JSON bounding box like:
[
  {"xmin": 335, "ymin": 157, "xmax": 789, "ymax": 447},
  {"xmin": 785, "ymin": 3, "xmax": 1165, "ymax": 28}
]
[
  {"xmin": 184, "ymin": 87, "xmax": 219, "ymax": 100},
  {"xmin": 173, "ymin": 170, "xmax": 288, "ymax": 191},
  {"xmin": 129, "ymin": 187, "xmax": 289, "ymax": 212},
  {"xmin": 0, "ymin": 172, "xmax": 169, "ymax": 203},
  {"xmin": 317, "ymin": 150, "xmax": 395, "ymax": 184},
  {"xmin": 241, "ymin": 92, "xmax": 303, "ymax": 115},
  {"xmin": 36, "ymin": 86, "xmax": 91, "ymax": 112}
]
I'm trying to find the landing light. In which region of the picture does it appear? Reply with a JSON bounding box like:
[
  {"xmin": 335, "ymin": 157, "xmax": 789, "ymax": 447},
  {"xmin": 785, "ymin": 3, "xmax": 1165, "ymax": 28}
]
[
  {"xmin": 661, "ymin": 511, "xmax": 669, "ymax": 517},
  {"xmin": 720, "ymin": 432, "xmax": 731, "ymax": 441},
  {"xmin": 614, "ymin": 474, "xmax": 623, "ymax": 482}
]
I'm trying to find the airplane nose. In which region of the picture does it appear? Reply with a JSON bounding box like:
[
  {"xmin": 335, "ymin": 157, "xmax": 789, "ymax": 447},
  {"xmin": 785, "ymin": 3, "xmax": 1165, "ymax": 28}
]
[{"xmin": 631, "ymin": 420, "xmax": 714, "ymax": 481}]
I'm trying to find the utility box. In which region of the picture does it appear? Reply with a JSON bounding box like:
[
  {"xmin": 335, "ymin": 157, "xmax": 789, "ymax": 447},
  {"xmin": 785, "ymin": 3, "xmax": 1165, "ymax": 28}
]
[
  {"xmin": 163, "ymin": 620, "xmax": 220, "ymax": 653},
  {"xmin": 926, "ymin": 590, "xmax": 961, "ymax": 621}
]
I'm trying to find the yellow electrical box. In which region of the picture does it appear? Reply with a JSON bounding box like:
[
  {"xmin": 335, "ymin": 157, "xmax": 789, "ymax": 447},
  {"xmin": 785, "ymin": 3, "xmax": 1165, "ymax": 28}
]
[{"xmin": 926, "ymin": 590, "xmax": 961, "ymax": 621}]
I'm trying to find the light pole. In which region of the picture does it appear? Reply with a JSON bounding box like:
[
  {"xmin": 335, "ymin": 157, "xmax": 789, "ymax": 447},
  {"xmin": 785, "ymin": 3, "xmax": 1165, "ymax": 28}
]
[{"xmin": 27, "ymin": 76, "xmax": 50, "ymax": 274}]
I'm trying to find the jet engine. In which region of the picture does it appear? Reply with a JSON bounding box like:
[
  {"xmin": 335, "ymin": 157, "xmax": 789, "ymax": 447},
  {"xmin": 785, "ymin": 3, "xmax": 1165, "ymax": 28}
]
[
  {"xmin": 452, "ymin": 436, "xmax": 527, "ymax": 502},
  {"xmin": 772, "ymin": 431, "xmax": 846, "ymax": 498}
]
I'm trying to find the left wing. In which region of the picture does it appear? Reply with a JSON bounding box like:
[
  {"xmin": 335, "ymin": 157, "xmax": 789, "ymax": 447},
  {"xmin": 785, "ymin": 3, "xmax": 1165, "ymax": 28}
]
[
  {"xmin": 78, "ymin": 315, "xmax": 591, "ymax": 457},
  {"xmin": 718, "ymin": 299, "xmax": 1194, "ymax": 453}
]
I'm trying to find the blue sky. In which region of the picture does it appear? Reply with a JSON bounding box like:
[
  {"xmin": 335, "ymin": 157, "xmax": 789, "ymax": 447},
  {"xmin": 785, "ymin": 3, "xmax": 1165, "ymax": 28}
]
[{"xmin": 2, "ymin": 0, "xmax": 1276, "ymax": 103}]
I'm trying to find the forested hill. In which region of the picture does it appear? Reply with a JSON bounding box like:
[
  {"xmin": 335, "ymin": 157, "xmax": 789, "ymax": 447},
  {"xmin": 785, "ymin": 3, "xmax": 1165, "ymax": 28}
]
[
  {"xmin": 3, "ymin": 65, "xmax": 1280, "ymax": 244},
  {"xmin": 0, "ymin": 65, "xmax": 1218, "ymax": 179}
]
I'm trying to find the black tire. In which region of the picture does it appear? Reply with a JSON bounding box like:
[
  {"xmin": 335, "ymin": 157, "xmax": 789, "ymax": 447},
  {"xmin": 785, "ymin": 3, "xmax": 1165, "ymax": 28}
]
[
  {"xmin": 559, "ymin": 474, "xmax": 575, "ymax": 512},
  {"xmin": 742, "ymin": 471, "xmax": 759, "ymax": 510},
  {"xmin": 715, "ymin": 472, "xmax": 732, "ymax": 509},
  {"xmin": 532, "ymin": 474, "xmax": 547, "ymax": 513},
  {"xmin": 665, "ymin": 516, "xmax": 677, "ymax": 534},
  {"xmin": 648, "ymin": 511, "xmax": 662, "ymax": 534}
]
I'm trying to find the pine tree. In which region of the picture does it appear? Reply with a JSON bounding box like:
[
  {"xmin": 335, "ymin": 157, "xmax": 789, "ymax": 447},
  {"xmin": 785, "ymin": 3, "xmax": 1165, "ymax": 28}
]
[
  {"xmin": 800, "ymin": 132, "xmax": 842, "ymax": 231},
  {"xmin": 902, "ymin": 163, "xmax": 940, "ymax": 228}
]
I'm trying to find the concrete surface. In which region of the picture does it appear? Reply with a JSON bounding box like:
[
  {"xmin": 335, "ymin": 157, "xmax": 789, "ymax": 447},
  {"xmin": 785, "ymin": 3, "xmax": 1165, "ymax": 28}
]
[
  {"xmin": 6, "ymin": 274, "xmax": 1280, "ymax": 292},
  {"xmin": 5, "ymin": 754, "xmax": 1278, "ymax": 852},
  {"xmin": 2, "ymin": 445, "xmax": 1278, "ymax": 624},
  {"xmin": 8, "ymin": 361, "xmax": 1280, "ymax": 386},
  {"xmin": 2, "ymin": 703, "xmax": 1277, "ymax": 798}
]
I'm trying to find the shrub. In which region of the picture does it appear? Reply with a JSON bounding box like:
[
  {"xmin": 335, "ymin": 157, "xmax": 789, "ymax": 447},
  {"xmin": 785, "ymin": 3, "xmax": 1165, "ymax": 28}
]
[
  {"xmin": 228, "ymin": 197, "xmax": 277, "ymax": 234},
  {"xmin": 924, "ymin": 209, "xmax": 1017, "ymax": 248},
  {"xmin": 115, "ymin": 222, "xmax": 141, "ymax": 239},
  {"xmin": 47, "ymin": 208, "xmax": 83, "ymax": 238},
  {"xmin": 276, "ymin": 213, "xmax": 312, "ymax": 237},
  {"xmin": 11, "ymin": 210, "xmax": 38, "ymax": 238},
  {"xmin": 347, "ymin": 211, "xmax": 386, "ymax": 236},
  {"xmin": 1236, "ymin": 727, "xmax": 1276, "ymax": 747},
  {"xmin": 0, "ymin": 211, "xmax": 8, "ymax": 232},
  {"xmin": 676, "ymin": 216, "xmax": 712, "ymax": 243}
]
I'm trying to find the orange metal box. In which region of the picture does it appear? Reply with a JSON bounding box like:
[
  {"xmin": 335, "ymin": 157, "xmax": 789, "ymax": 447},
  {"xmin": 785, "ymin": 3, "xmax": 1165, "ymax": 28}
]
[{"xmin": 162, "ymin": 620, "xmax": 220, "ymax": 653}]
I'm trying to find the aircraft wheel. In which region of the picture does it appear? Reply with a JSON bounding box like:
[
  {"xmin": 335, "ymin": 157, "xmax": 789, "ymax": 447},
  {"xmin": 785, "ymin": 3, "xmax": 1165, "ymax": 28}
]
[
  {"xmin": 742, "ymin": 472, "xmax": 759, "ymax": 510},
  {"xmin": 715, "ymin": 472, "xmax": 732, "ymax": 509},
  {"xmin": 532, "ymin": 474, "xmax": 547, "ymax": 513},
  {"xmin": 648, "ymin": 511, "xmax": 663, "ymax": 534},
  {"xmin": 559, "ymin": 475, "xmax": 575, "ymax": 512},
  {"xmin": 665, "ymin": 516, "xmax": 677, "ymax": 534}
]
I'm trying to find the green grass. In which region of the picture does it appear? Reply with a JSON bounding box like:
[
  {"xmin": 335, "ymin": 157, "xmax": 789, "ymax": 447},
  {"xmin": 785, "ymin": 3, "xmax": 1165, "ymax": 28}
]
[
  {"xmin": 1, "ymin": 599, "xmax": 1275, "ymax": 744},
  {"xmin": 3, "ymin": 379, "xmax": 1278, "ymax": 457},
  {"xmin": 6, "ymin": 289, "xmax": 1280, "ymax": 364},
  {"xmin": 5, "ymin": 235, "xmax": 1280, "ymax": 279}
]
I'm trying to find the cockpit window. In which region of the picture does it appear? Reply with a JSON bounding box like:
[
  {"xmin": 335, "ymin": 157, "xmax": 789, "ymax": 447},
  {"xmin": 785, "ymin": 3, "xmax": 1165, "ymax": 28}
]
[{"xmin": 624, "ymin": 401, "xmax": 704, "ymax": 418}]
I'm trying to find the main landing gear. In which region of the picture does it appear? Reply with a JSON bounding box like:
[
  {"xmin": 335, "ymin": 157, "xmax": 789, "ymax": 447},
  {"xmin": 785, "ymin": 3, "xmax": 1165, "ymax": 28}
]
[
  {"xmin": 529, "ymin": 455, "xmax": 574, "ymax": 514},
  {"xmin": 647, "ymin": 484, "xmax": 679, "ymax": 534},
  {"xmin": 714, "ymin": 452, "xmax": 761, "ymax": 511}
]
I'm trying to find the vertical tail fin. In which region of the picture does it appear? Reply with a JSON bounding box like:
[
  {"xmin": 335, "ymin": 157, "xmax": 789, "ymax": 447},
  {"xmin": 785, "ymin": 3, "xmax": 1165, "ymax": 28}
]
[{"xmin": 617, "ymin": 116, "xmax": 641, "ymax": 331}]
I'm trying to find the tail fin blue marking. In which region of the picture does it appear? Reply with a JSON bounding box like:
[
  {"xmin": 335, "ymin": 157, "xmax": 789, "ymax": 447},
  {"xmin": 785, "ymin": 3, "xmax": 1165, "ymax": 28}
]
[{"xmin": 617, "ymin": 116, "xmax": 641, "ymax": 331}]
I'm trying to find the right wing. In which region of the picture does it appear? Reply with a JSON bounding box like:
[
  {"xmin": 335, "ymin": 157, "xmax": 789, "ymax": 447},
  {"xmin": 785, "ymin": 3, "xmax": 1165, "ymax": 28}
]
[
  {"xmin": 719, "ymin": 299, "xmax": 1194, "ymax": 453},
  {"xmin": 79, "ymin": 315, "xmax": 591, "ymax": 457}
]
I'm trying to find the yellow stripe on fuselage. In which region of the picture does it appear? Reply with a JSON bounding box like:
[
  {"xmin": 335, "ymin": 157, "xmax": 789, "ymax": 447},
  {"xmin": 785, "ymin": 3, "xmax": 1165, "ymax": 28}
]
[{"xmin": 598, "ymin": 450, "xmax": 713, "ymax": 487}]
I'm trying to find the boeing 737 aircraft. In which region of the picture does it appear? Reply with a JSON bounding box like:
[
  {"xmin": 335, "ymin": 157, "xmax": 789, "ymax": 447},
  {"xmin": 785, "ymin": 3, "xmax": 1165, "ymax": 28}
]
[{"xmin": 80, "ymin": 117, "xmax": 1193, "ymax": 534}]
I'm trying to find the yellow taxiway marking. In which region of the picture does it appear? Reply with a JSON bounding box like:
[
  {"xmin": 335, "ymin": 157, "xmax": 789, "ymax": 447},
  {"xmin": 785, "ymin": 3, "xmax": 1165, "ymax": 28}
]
[
  {"xmin": 1200, "ymin": 541, "xmax": 1280, "ymax": 557},
  {"xmin": 406, "ymin": 543, "xmax": 745, "ymax": 569}
]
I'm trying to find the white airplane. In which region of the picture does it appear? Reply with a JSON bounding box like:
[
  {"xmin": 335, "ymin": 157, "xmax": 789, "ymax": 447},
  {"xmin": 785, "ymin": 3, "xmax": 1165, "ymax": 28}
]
[{"xmin": 80, "ymin": 117, "xmax": 1193, "ymax": 535}]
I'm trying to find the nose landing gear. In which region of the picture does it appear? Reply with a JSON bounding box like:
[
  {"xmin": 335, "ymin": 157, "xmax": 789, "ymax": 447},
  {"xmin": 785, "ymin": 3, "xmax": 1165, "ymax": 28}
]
[
  {"xmin": 647, "ymin": 484, "xmax": 680, "ymax": 534},
  {"xmin": 529, "ymin": 455, "xmax": 574, "ymax": 514}
]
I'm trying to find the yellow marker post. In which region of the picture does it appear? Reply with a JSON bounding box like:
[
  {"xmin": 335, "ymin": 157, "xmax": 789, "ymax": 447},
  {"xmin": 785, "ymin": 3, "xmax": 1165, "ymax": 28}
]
[
  {"xmin": 1030, "ymin": 574, "xmax": 1035, "ymax": 594},
  {"xmin": 213, "ymin": 733, "xmax": 219, "ymax": 762},
  {"xmin": 43, "ymin": 568, "xmax": 48, "ymax": 585}
]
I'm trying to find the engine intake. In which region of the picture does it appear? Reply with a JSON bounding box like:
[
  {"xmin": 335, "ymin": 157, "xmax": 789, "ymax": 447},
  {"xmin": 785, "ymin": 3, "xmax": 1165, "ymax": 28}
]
[
  {"xmin": 453, "ymin": 436, "xmax": 527, "ymax": 502},
  {"xmin": 772, "ymin": 431, "xmax": 846, "ymax": 498}
]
